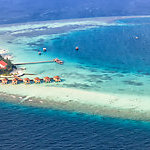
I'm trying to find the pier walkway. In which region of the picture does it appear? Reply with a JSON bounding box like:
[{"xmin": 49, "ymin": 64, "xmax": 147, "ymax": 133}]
[{"xmin": 14, "ymin": 60, "xmax": 54, "ymax": 65}]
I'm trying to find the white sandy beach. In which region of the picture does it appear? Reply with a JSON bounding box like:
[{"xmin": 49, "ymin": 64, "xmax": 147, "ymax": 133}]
[{"xmin": 0, "ymin": 84, "xmax": 150, "ymax": 121}]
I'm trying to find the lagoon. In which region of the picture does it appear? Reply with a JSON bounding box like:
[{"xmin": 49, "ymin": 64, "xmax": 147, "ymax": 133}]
[{"xmin": 0, "ymin": 16, "xmax": 150, "ymax": 121}]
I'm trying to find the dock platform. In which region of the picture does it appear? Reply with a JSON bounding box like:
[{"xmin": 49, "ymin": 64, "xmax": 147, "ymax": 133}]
[{"xmin": 14, "ymin": 60, "xmax": 54, "ymax": 65}]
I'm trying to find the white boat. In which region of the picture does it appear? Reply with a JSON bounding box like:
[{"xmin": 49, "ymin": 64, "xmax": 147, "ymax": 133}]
[{"xmin": 43, "ymin": 48, "xmax": 47, "ymax": 52}]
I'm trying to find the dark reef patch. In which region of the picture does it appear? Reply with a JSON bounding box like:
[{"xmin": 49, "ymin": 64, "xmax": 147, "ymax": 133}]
[
  {"xmin": 143, "ymin": 72, "xmax": 150, "ymax": 76},
  {"xmin": 75, "ymin": 65, "xmax": 88, "ymax": 70},
  {"xmin": 88, "ymin": 74, "xmax": 112, "ymax": 81},
  {"xmin": 86, "ymin": 79, "xmax": 103, "ymax": 83},
  {"xmin": 89, "ymin": 68, "xmax": 98, "ymax": 73},
  {"xmin": 118, "ymin": 89, "xmax": 125, "ymax": 91},
  {"xmin": 62, "ymin": 72, "xmax": 86, "ymax": 78},
  {"xmin": 114, "ymin": 74, "xmax": 125, "ymax": 77},
  {"xmin": 27, "ymin": 42, "xmax": 44, "ymax": 47},
  {"xmin": 62, "ymin": 83, "xmax": 91, "ymax": 89},
  {"xmin": 108, "ymin": 70, "xmax": 117, "ymax": 73},
  {"xmin": 7, "ymin": 41, "xmax": 12, "ymax": 43},
  {"xmin": 37, "ymin": 38, "xmax": 45, "ymax": 43},
  {"xmin": 123, "ymin": 80, "xmax": 143, "ymax": 86}
]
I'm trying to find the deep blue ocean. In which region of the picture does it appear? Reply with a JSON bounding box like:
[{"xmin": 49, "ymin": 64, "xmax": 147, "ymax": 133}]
[
  {"xmin": 1, "ymin": 101, "xmax": 150, "ymax": 150},
  {"xmin": 0, "ymin": 0, "xmax": 150, "ymax": 24},
  {"xmin": 1, "ymin": 0, "xmax": 150, "ymax": 149},
  {"xmin": 46, "ymin": 23, "xmax": 150, "ymax": 74}
]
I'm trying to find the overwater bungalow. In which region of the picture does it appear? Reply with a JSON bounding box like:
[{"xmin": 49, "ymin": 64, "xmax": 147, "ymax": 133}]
[
  {"xmin": 34, "ymin": 77, "xmax": 41, "ymax": 84},
  {"xmin": 12, "ymin": 78, "xmax": 18, "ymax": 85},
  {"xmin": 18, "ymin": 78, "xmax": 23, "ymax": 82},
  {"xmin": 53, "ymin": 76, "xmax": 61, "ymax": 82},
  {"xmin": 2, "ymin": 78, "xmax": 8, "ymax": 84},
  {"xmin": 43, "ymin": 76, "xmax": 51, "ymax": 83},
  {"xmin": 13, "ymin": 75, "xmax": 23, "ymax": 82},
  {"xmin": 23, "ymin": 78, "xmax": 30, "ymax": 84}
]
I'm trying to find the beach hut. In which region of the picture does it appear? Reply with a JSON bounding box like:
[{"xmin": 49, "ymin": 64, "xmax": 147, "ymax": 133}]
[
  {"xmin": 2, "ymin": 78, "xmax": 8, "ymax": 84},
  {"xmin": 34, "ymin": 77, "xmax": 41, "ymax": 84},
  {"xmin": 23, "ymin": 78, "xmax": 30, "ymax": 84},
  {"xmin": 53, "ymin": 76, "xmax": 61, "ymax": 82},
  {"xmin": 43, "ymin": 77, "xmax": 51, "ymax": 83},
  {"xmin": 12, "ymin": 78, "xmax": 18, "ymax": 85}
]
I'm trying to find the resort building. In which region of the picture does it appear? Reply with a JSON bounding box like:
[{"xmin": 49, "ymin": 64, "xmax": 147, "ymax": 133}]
[
  {"xmin": 43, "ymin": 77, "xmax": 51, "ymax": 83},
  {"xmin": 0, "ymin": 60, "xmax": 7, "ymax": 69},
  {"xmin": 2, "ymin": 78, "xmax": 8, "ymax": 84},
  {"xmin": 12, "ymin": 78, "xmax": 18, "ymax": 85},
  {"xmin": 23, "ymin": 78, "xmax": 30, "ymax": 84},
  {"xmin": 53, "ymin": 76, "xmax": 61, "ymax": 82},
  {"xmin": 34, "ymin": 77, "xmax": 41, "ymax": 83}
]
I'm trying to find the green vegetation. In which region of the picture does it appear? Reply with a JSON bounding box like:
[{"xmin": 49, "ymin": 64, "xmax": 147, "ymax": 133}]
[{"xmin": 0, "ymin": 55, "xmax": 16, "ymax": 75}]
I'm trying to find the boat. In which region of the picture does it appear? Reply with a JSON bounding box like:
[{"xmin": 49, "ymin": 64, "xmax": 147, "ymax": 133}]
[
  {"xmin": 38, "ymin": 52, "xmax": 41, "ymax": 55},
  {"xmin": 75, "ymin": 46, "xmax": 79, "ymax": 50},
  {"xmin": 43, "ymin": 48, "xmax": 47, "ymax": 52}
]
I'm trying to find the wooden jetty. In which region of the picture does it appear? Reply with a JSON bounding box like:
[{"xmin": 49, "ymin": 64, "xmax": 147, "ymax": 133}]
[
  {"xmin": 14, "ymin": 58, "xmax": 64, "ymax": 65},
  {"xmin": 14, "ymin": 60, "xmax": 54, "ymax": 65}
]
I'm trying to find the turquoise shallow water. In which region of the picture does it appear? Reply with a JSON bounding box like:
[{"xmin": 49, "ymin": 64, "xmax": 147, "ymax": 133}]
[
  {"xmin": 46, "ymin": 25, "xmax": 150, "ymax": 73},
  {"xmin": 0, "ymin": 0, "xmax": 150, "ymax": 149},
  {"xmin": 1, "ymin": 17, "xmax": 150, "ymax": 149},
  {"xmin": 1, "ymin": 17, "xmax": 150, "ymax": 97}
]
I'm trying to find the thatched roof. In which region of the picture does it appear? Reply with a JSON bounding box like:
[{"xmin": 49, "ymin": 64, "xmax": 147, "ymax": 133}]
[
  {"xmin": 34, "ymin": 77, "xmax": 40, "ymax": 80},
  {"xmin": 24, "ymin": 78, "xmax": 30, "ymax": 81},
  {"xmin": 53, "ymin": 76, "xmax": 60, "ymax": 79}
]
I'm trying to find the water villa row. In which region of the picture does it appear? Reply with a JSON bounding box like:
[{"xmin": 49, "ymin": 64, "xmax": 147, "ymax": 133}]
[{"xmin": 0, "ymin": 76, "xmax": 61, "ymax": 85}]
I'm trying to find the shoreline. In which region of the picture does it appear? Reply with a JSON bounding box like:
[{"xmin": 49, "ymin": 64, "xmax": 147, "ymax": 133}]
[
  {"xmin": 0, "ymin": 15, "xmax": 150, "ymax": 27},
  {"xmin": 0, "ymin": 84, "xmax": 150, "ymax": 121}
]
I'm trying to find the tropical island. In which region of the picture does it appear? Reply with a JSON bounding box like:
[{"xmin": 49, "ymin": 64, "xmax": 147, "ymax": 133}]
[
  {"xmin": 0, "ymin": 47, "xmax": 63, "ymax": 85},
  {"xmin": 0, "ymin": 55, "xmax": 16, "ymax": 76}
]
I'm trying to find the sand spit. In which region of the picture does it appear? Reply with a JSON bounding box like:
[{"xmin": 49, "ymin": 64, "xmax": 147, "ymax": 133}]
[{"xmin": 0, "ymin": 84, "xmax": 150, "ymax": 121}]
